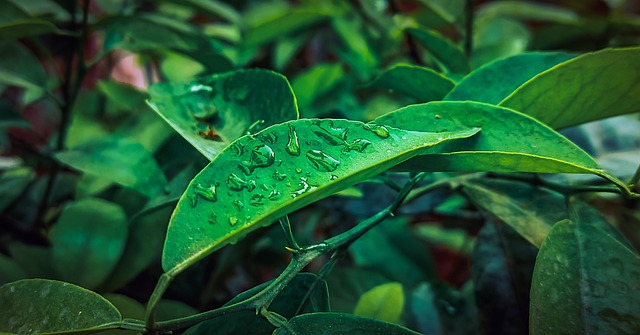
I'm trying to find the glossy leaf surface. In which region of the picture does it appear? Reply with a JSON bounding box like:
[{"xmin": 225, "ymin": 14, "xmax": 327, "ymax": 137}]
[
  {"xmin": 354, "ymin": 282, "xmax": 404, "ymax": 324},
  {"xmin": 530, "ymin": 219, "xmax": 640, "ymax": 334},
  {"xmin": 407, "ymin": 27, "xmax": 470, "ymax": 74},
  {"xmin": 273, "ymin": 313, "xmax": 421, "ymax": 335},
  {"xmin": 500, "ymin": 47, "xmax": 640, "ymax": 129},
  {"xmin": 0, "ymin": 279, "xmax": 121, "ymax": 334},
  {"xmin": 445, "ymin": 52, "xmax": 575, "ymax": 104},
  {"xmin": 162, "ymin": 118, "xmax": 479, "ymax": 272},
  {"xmin": 55, "ymin": 137, "xmax": 168, "ymax": 197},
  {"xmin": 374, "ymin": 101, "xmax": 600, "ymax": 174},
  {"xmin": 148, "ymin": 69, "xmax": 299, "ymax": 161},
  {"xmin": 50, "ymin": 198, "xmax": 127, "ymax": 289},
  {"xmin": 370, "ymin": 64, "xmax": 455, "ymax": 102}
]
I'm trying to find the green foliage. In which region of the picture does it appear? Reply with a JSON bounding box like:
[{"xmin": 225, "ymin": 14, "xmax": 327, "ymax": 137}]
[{"xmin": 1, "ymin": 0, "xmax": 639, "ymax": 334}]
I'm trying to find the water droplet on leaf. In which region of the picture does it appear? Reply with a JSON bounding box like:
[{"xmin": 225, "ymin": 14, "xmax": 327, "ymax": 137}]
[
  {"xmin": 227, "ymin": 173, "xmax": 256, "ymax": 191},
  {"xmin": 306, "ymin": 149, "xmax": 340, "ymax": 172},
  {"xmin": 343, "ymin": 138, "xmax": 371, "ymax": 153},
  {"xmin": 286, "ymin": 124, "xmax": 301, "ymax": 156},
  {"xmin": 189, "ymin": 183, "xmax": 218, "ymax": 207},
  {"xmin": 250, "ymin": 194, "xmax": 265, "ymax": 206},
  {"xmin": 232, "ymin": 200, "xmax": 243, "ymax": 211},
  {"xmin": 240, "ymin": 144, "xmax": 275, "ymax": 174},
  {"xmin": 272, "ymin": 171, "xmax": 287, "ymax": 181},
  {"xmin": 229, "ymin": 217, "xmax": 238, "ymax": 226},
  {"xmin": 364, "ymin": 124, "xmax": 390, "ymax": 138}
]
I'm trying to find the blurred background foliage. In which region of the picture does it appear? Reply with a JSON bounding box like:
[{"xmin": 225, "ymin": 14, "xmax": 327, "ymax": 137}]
[{"xmin": 0, "ymin": 0, "xmax": 639, "ymax": 334}]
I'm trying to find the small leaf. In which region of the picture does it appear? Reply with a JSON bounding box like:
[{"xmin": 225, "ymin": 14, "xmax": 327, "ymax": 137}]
[
  {"xmin": 327, "ymin": 267, "xmax": 392, "ymax": 313},
  {"xmin": 0, "ymin": 41, "xmax": 48, "ymax": 93},
  {"xmin": 0, "ymin": 167, "xmax": 35, "ymax": 212},
  {"xmin": 530, "ymin": 219, "xmax": 640, "ymax": 334},
  {"xmin": 374, "ymin": 101, "xmax": 600, "ymax": 174},
  {"xmin": 445, "ymin": 52, "xmax": 576, "ymax": 104},
  {"xmin": 354, "ymin": 282, "xmax": 404, "ymax": 324},
  {"xmin": 0, "ymin": 279, "xmax": 122, "ymax": 334},
  {"xmin": 162, "ymin": 118, "xmax": 479, "ymax": 272},
  {"xmin": 407, "ymin": 27, "xmax": 470, "ymax": 74},
  {"xmin": 370, "ymin": 64, "xmax": 455, "ymax": 102},
  {"xmin": 50, "ymin": 198, "xmax": 128, "ymax": 289},
  {"xmin": 500, "ymin": 47, "xmax": 640, "ymax": 129},
  {"xmin": 273, "ymin": 313, "xmax": 422, "ymax": 335},
  {"xmin": 148, "ymin": 69, "xmax": 299, "ymax": 161},
  {"xmin": 245, "ymin": 9, "xmax": 329, "ymax": 46},
  {"xmin": 292, "ymin": 63, "xmax": 344, "ymax": 110},
  {"xmin": 0, "ymin": 2, "xmax": 58, "ymax": 40},
  {"xmin": 476, "ymin": 1, "xmax": 580, "ymax": 24},
  {"xmin": 55, "ymin": 137, "xmax": 168, "ymax": 197}
]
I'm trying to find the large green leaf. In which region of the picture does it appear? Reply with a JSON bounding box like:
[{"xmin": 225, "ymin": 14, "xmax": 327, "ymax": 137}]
[
  {"xmin": 354, "ymin": 282, "xmax": 404, "ymax": 324},
  {"xmin": 56, "ymin": 137, "xmax": 168, "ymax": 197},
  {"xmin": 407, "ymin": 27, "xmax": 470, "ymax": 74},
  {"xmin": 148, "ymin": 69, "xmax": 299, "ymax": 161},
  {"xmin": 50, "ymin": 198, "xmax": 128, "ymax": 289},
  {"xmin": 0, "ymin": 41, "xmax": 48, "ymax": 93},
  {"xmin": 184, "ymin": 273, "xmax": 329, "ymax": 335},
  {"xmin": 0, "ymin": 279, "xmax": 122, "ymax": 334},
  {"xmin": 273, "ymin": 313, "xmax": 422, "ymax": 335},
  {"xmin": 369, "ymin": 64, "xmax": 455, "ymax": 102},
  {"xmin": 374, "ymin": 101, "xmax": 601, "ymax": 174},
  {"xmin": 530, "ymin": 219, "xmax": 640, "ymax": 334},
  {"xmin": 0, "ymin": 2, "xmax": 57, "ymax": 40},
  {"xmin": 445, "ymin": 52, "xmax": 576, "ymax": 104},
  {"xmin": 162, "ymin": 119, "xmax": 479, "ymax": 272},
  {"xmin": 500, "ymin": 47, "xmax": 640, "ymax": 129}
]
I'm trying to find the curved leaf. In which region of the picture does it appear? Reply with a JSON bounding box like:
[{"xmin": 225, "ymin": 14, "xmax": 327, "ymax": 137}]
[
  {"xmin": 273, "ymin": 313, "xmax": 421, "ymax": 335},
  {"xmin": 370, "ymin": 64, "xmax": 455, "ymax": 102},
  {"xmin": 354, "ymin": 282, "xmax": 404, "ymax": 324},
  {"xmin": 0, "ymin": 41, "xmax": 48, "ymax": 92},
  {"xmin": 148, "ymin": 69, "xmax": 299, "ymax": 161},
  {"xmin": 407, "ymin": 27, "xmax": 470, "ymax": 74},
  {"xmin": 50, "ymin": 198, "xmax": 128, "ymax": 289},
  {"xmin": 0, "ymin": 279, "xmax": 122, "ymax": 334},
  {"xmin": 374, "ymin": 101, "xmax": 600, "ymax": 174},
  {"xmin": 445, "ymin": 52, "xmax": 576, "ymax": 104},
  {"xmin": 245, "ymin": 9, "xmax": 330, "ymax": 46},
  {"xmin": 162, "ymin": 119, "xmax": 479, "ymax": 272},
  {"xmin": 530, "ymin": 219, "xmax": 640, "ymax": 334},
  {"xmin": 500, "ymin": 47, "xmax": 640, "ymax": 129},
  {"xmin": 0, "ymin": 2, "xmax": 58, "ymax": 39}
]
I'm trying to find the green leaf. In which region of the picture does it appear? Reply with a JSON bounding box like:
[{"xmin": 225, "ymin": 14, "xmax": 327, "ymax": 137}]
[
  {"xmin": 354, "ymin": 282, "xmax": 404, "ymax": 324},
  {"xmin": 55, "ymin": 137, "xmax": 168, "ymax": 197},
  {"xmin": 530, "ymin": 219, "xmax": 640, "ymax": 334},
  {"xmin": 101, "ymin": 16, "xmax": 193, "ymax": 52},
  {"xmin": 0, "ymin": 279, "xmax": 122, "ymax": 334},
  {"xmin": 500, "ymin": 47, "xmax": 640, "ymax": 129},
  {"xmin": 0, "ymin": 41, "xmax": 48, "ymax": 93},
  {"xmin": 50, "ymin": 198, "xmax": 128, "ymax": 289},
  {"xmin": 407, "ymin": 27, "xmax": 470, "ymax": 74},
  {"xmin": 273, "ymin": 313, "xmax": 422, "ymax": 335},
  {"xmin": 162, "ymin": 118, "xmax": 479, "ymax": 272},
  {"xmin": 244, "ymin": 9, "xmax": 329, "ymax": 46},
  {"xmin": 166, "ymin": 0, "xmax": 241, "ymax": 24},
  {"xmin": 445, "ymin": 52, "xmax": 576, "ymax": 104},
  {"xmin": 0, "ymin": 167, "xmax": 35, "ymax": 212},
  {"xmin": 7, "ymin": 243, "xmax": 56, "ymax": 279},
  {"xmin": 370, "ymin": 64, "xmax": 455, "ymax": 102},
  {"xmin": 471, "ymin": 18, "xmax": 530, "ymax": 68},
  {"xmin": 292, "ymin": 63, "xmax": 344, "ymax": 110},
  {"xmin": 327, "ymin": 267, "xmax": 392, "ymax": 313},
  {"xmin": 0, "ymin": 254, "xmax": 27, "ymax": 286},
  {"xmin": 0, "ymin": 2, "xmax": 58, "ymax": 40},
  {"xmin": 374, "ymin": 101, "xmax": 600, "ymax": 174},
  {"xmin": 96, "ymin": 80, "xmax": 147, "ymax": 111},
  {"xmin": 475, "ymin": 1, "xmax": 579, "ymax": 24},
  {"xmin": 184, "ymin": 273, "xmax": 329, "ymax": 335},
  {"xmin": 148, "ymin": 69, "xmax": 299, "ymax": 161}
]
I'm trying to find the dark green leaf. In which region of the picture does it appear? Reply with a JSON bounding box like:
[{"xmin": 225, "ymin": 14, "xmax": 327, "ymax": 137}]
[
  {"xmin": 445, "ymin": 52, "xmax": 576, "ymax": 104},
  {"xmin": 244, "ymin": 9, "xmax": 329, "ymax": 46},
  {"xmin": 273, "ymin": 313, "xmax": 422, "ymax": 335},
  {"xmin": 55, "ymin": 137, "xmax": 168, "ymax": 197},
  {"xmin": 530, "ymin": 219, "xmax": 640, "ymax": 334},
  {"xmin": 184, "ymin": 273, "xmax": 329, "ymax": 335},
  {"xmin": 354, "ymin": 282, "xmax": 404, "ymax": 324},
  {"xmin": 155, "ymin": 300, "xmax": 198, "ymax": 322},
  {"xmin": 327, "ymin": 267, "xmax": 392, "ymax": 313},
  {"xmin": 162, "ymin": 118, "xmax": 478, "ymax": 272},
  {"xmin": 500, "ymin": 47, "xmax": 640, "ymax": 129},
  {"xmin": 0, "ymin": 41, "xmax": 48, "ymax": 93},
  {"xmin": 7, "ymin": 243, "xmax": 56, "ymax": 279},
  {"xmin": 370, "ymin": 64, "xmax": 455, "ymax": 102},
  {"xmin": 0, "ymin": 279, "xmax": 122, "ymax": 334},
  {"xmin": 471, "ymin": 18, "xmax": 530, "ymax": 68},
  {"xmin": 50, "ymin": 198, "xmax": 128, "ymax": 289},
  {"xmin": 101, "ymin": 16, "xmax": 193, "ymax": 52},
  {"xmin": 0, "ymin": 2, "xmax": 58, "ymax": 39},
  {"xmin": 475, "ymin": 1, "xmax": 579, "ymax": 24},
  {"xmin": 0, "ymin": 254, "xmax": 27, "ymax": 286},
  {"xmin": 333, "ymin": 17, "xmax": 378, "ymax": 80},
  {"xmin": 148, "ymin": 69, "xmax": 299, "ymax": 161},
  {"xmin": 0, "ymin": 167, "xmax": 35, "ymax": 212},
  {"xmin": 374, "ymin": 101, "xmax": 600, "ymax": 174},
  {"xmin": 165, "ymin": 0, "xmax": 240, "ymax": 24},
  {"xmin": 96, "ymin": 80, "xmax": 147, "ymax": 111},
  {"xmin": 407, "ymin": 27, "xmax": 470, "ymax": 74}
]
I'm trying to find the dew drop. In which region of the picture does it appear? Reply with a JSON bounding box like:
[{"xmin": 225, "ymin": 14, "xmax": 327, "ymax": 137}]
[
  {"xmin": 268, "ymin": 189, "xmax": 282, "ymax": 200},
  {"xmin": 182, "ymin": 86, "xmax": 217, "ymax": 120},
  {"xmin": 229, "ymin": 217, "xmax": 238, "ymax": 226},
  {"xmin": 295, "ymin": 168, "xmax": 303, "ymax": 174},
  {"xmin": 258, "ymin": 130, "xmax": 277, "ymax": 144},
  {"xmin": 364, "ymin": 124, "xmax": 390, "ymax": 138},
  {"xmin": 343, "ymin": 138, "xmax": 371, "ymax": 153},
  {"xmin": 312, "ymin": 123, "xmax": 346, "ymax": 146},
  {"xmin": 227, "ymin": 173, "xmax": 256, "ymax": 191},
  {"xmin": 330, "ymin": 175, "xmax": 338, "ymax": 180},
  {"xmin": 208, "ymin": 213, "xmax": 217, "ymax": 225},
  {"xmin": 250, "ymin": 194, "xmax": 265, "ymax": 206},
  {"xmin": 246, "ymin": 119, "xmax": 266, "ymax": 135},
  {"xmin": 232, "ymin": 200, "xmax": 243, "ymax": 211},
  {"xmin": 306, "ymin": 149, "xmax": 340, "ymax": 172},
  {"xmin": 240, "ymin": 144, "xmax": 276, "ymax": 174},
  {"xmin": 229, "ymin": 142, "xmax": 245, "ymax": 157},
  {"xmin": 272, "ymin": 171, "xmax": 287, "ymax": 181},
  {"xmin": 189, "ymin": 183, "xmax": 218, "ymax": 207},
  {"xmin": 291, "ymin": 177, "xmax": 317, "ymax": 198},
  {"xmin": 286, "ymin": 124, "xmax": 301, "ymax": 156}
]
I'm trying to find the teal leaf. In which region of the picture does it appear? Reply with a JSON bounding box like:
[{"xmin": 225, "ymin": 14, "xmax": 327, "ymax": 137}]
[
  {"xmin": 148, "ymin": 69, "xmax": 299, "ymax": 161},
  {"xmin": 354, "ymin": 282, "xmax": 404, "ymax": 324},
  {"xmin": 162, "ymin": 118, "xmax": 479, "ymax": 272},
  {"xmin": 445, "ymin": 52, "xmax": 576, "ymax": 104},
  {"xmin": 530, "ymin": 219, "xmax": 640, "ymax": 334},
  {"xmin": 0, "ymin": 167, "xmax": 35, "ymax": 212},
  {"xmin": 370, "ymin": 64, "xmax": 455, "ymax": 102},
  {"xmin": 374, "ymin": 101, "xmax": 600, "ymax": 174},
  {"xmin": 0, "ymin": 279, "xmax": 122, "ymax": 334},
  {"xmin": 500, "ymin": 47, "xmax": 640, "ymax": 129},
  {"xmin": 50, "ymin": 198, "xmax": 128, "ymax": 289},
  {"xmin": 407, "ymin": 27, "xmax": 470, "ymax": 74},
  {"xmin": 273, "ymin": 313, "xmax": 422, "ymax": 335},
  {"xmin": 55, "ymin": 137, "xmax": 168, "ymax": 197},
  {"xmin": 0, "ymin": 2, "xmax": 58, "ymax": 40}
]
